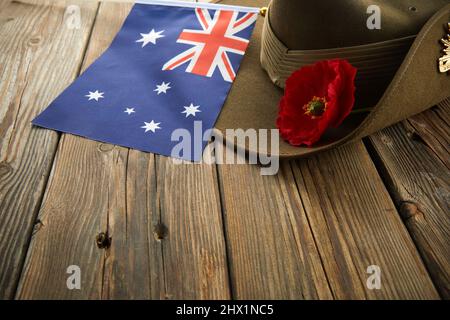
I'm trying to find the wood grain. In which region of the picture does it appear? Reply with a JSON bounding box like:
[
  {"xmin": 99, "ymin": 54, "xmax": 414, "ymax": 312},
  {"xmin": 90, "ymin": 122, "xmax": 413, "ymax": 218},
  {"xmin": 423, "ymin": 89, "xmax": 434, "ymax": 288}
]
[
  {"xmin": 101, "ymin": 149, "xmax": 165, "ymax": 299},
  {"xmin": 292, "ymin": 142, "xmax": 439, "ymax": 299},
  {"xmin": 218, "ymin": 151, "xmax": 333, "ymax": 299},
  {"xmin": 368, "ymin": 106, "xmax": 450, "ymax": 298},
  {"xmin": 17, "ymin": 2, "xmax": 230, "ymax": 299},
  {"xmin": 16, "ymin": 136, "xmax": 113, "ymax": 299},
  {"xmin": 156, "ymin": 156, "xmax": 230, "ymax": 299},
  {"xmin": 219, "ymin": 142, "xmax": 439, "ymax": 299},
  {"xmin": 0, "ymin": 0, "xmax": 97, "ymax": 299},
  {"xmin": 17, "ymin": 2, "xmax": 136, "ymax": 300},
  {"xmin": 407, "ymin": 99, "xmax": 450, "ymax": 169}
]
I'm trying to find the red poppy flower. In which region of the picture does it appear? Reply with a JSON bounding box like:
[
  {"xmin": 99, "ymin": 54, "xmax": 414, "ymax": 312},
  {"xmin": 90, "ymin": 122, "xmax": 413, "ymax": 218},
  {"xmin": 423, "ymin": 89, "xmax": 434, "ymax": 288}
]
[{"xmin": 276, "ymin": 59, "xmax": 357, "ymax": 146}]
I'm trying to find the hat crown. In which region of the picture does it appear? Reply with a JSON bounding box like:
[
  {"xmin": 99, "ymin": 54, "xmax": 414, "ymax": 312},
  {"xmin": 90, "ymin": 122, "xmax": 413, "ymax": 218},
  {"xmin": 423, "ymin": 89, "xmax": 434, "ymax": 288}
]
[{"xmin": 269, "ymin": 0, "xmax": 450, "ymax": 50}]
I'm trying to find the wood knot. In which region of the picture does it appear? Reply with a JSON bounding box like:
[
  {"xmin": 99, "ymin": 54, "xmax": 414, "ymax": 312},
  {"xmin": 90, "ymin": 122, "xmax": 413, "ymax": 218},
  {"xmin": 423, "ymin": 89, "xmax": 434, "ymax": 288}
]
[
  {"xmin": 379, "ymin": 133, "xmax": 393, "ymax": 146},
  {"xmin": 399, "ymin": 202, "xmax": 423, "ymax": 220},
  {"xmin": 98, "ymin": 143, "xmax": 115, "ymax": 152},
  {"xmin": 0, "ymin": 162, "xmax": 13, "ymax": 176},
  {"xmin": 406, "ymin": 130, "xmax": 425, "ymax": 144},
  {"xmin": 28, "ymin": 37, "xmax": 41, "ymax": 46},
  {"xmin": 96, "ymin": 232, "xmax": 111, "ymax": 249},
  {"xmin": 153, "ymin": 222, "xmax": 168, "ymax": 241}
]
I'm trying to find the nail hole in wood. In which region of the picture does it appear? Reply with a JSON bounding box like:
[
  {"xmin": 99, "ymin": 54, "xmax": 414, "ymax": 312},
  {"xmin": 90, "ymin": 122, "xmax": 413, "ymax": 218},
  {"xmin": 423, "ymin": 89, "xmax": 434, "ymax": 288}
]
[{"xmin": 408, "ymin": 6, "xmax": 418, "ymax": 12}]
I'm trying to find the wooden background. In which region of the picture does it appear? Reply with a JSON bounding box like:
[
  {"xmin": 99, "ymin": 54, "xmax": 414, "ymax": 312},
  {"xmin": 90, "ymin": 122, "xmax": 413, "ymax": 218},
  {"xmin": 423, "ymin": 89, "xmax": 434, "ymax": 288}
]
[{"xmin": 0, "ymin": 0, "xmax": 448, "ymax": 299}]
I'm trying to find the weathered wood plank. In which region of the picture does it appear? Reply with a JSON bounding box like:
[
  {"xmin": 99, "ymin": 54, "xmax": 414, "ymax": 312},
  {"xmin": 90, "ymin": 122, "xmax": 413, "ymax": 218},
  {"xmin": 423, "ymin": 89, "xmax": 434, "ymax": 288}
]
[
  {"xmin": 0, "ymin": 0, "xmax": 97, "ymax": 299},
  {"xmin": 17, "ymin": 1, "xmax": 230, "ymax": 299},
  {"xmin": 218, "ymin": 157, "xmax": 333, "ymax": 299},
  {"xmin": 156, "ymin": 157, "xmax": 230, "ymax": 299},
  {"xmin": 292, "ymin": 142, "xmax": 439, "ymax": 299},
  {"xmin": 368, "ymin": 104, "xmax": 450, "ymax": 298},
  {"xmin": 219, "ymin": 141, "xmax": 439, "ymax": 299},
  {"xmin": 16, "ymin": 136, "xmax": 113, "ymax": 299},
  {"xmin": 407, "ymin": 99, "xmax": 450, "ymax": 169},
  {"xmin": 16, "ymin": 2, "xmax": 133, "ymax": 300}
]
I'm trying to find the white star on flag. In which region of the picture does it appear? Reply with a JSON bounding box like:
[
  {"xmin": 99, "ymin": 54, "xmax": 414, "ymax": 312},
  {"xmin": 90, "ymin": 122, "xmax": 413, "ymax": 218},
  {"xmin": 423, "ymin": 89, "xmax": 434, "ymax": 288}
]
[
  {"xmin": 154, "ymin": 81, "xmax": 171, "ymax": 95},
  {"xmin": 86, "ymin": 90, "xmax": 104, "ymax": 101},
  {"xmin": 182, "ymin": 103, "xmax": 201, "ymax": 117},
  {"xmin": 141, "ymin": 120, "xmax": 161, "ymax": 133},
  {"xmin": 124, "ymin": 108, "xmax": 135, "ymax": 115},
  {"xmin": 136, "ymin": 29, "xmax": 165, "ymax": 47}
]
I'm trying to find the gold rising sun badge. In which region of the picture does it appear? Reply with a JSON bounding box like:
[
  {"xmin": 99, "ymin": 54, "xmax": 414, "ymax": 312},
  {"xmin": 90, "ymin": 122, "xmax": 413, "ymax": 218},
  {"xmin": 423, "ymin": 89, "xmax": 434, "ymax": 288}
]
[{"xmin": 439, "ymin": 23, "xmax": 450, "ymax": 73}]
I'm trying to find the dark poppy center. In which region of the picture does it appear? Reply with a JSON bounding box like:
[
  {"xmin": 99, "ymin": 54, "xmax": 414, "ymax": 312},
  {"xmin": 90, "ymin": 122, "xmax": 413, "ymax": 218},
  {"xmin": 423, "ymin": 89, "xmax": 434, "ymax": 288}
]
[{"xmin": 303, "ymin": 96, "xmax": 328, "ymax": 119}]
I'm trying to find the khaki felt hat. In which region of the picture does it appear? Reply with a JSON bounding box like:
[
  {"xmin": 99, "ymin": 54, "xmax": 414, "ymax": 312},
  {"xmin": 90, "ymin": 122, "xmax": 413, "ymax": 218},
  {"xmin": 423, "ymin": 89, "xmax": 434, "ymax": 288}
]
[{"xmin": 215, "ymin": 0, "xmax": 450, "ymax": 158}]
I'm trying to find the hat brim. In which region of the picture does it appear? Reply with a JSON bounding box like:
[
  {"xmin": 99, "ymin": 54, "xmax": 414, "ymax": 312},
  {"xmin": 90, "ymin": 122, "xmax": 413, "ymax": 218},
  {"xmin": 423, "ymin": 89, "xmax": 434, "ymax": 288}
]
[{"xmin": 215, "ymin": 0, "xmax": 450, "ymax": 159}]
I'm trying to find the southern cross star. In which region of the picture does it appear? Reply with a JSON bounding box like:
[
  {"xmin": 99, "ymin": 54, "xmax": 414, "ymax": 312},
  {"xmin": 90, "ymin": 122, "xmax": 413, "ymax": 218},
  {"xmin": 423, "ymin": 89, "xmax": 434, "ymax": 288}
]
[
  {"xmin": 136, "ymin": 29, "xmax": 165, "ymax": 47},
  {"xmin": 154, "ymin": 82, "xmax": 171, "ymax": 95},
  {"xmin": 141, "ymin": 120, "xmax": 161, "ymax": 133},
  {"xmin": 86, "ymin": 90, "xmax": 104, "ymax": 101},
  {"xmin": 124, "ymin": 108, "xmax": 135, "ymax": 115},
  {"xmin": 182, "ymin": 103, "xmax": 201, "ymax": 117}
]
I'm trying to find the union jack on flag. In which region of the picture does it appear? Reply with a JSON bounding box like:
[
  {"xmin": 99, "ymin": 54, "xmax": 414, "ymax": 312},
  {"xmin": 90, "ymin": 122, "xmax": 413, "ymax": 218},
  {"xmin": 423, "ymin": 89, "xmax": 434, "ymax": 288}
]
[
  {"xmin": 163, "ymin": 8, "xmax": 257, "ymax": 82},
  {"xmin": 32, "ymin": 1, "xmax": 258, "ymax": 161}
]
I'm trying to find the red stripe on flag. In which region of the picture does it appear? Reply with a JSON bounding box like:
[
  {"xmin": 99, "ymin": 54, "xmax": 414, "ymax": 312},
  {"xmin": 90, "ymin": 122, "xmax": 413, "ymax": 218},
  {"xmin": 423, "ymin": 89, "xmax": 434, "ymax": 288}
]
[
  {"xmin": 196, "ymin": 8, "xmax": 209, "ymax": 29},
  {"xmin": 165, "ymin": 51, "xmax": 196, "ymax": 70},
  {"xmin": 221, "ymin": 52, "xmax": 235, "ymax": 81},
  {"xmin": 233, "ymin": 13, "xmax": 253, "ymax": 29}
]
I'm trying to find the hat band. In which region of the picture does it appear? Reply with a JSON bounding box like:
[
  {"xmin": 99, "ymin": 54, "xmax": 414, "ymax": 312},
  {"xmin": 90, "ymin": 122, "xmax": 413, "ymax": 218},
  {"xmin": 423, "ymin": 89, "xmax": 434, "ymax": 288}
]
[{"xmin": 260, "ymin": 13, "xmax": 416, "ymax": 89}]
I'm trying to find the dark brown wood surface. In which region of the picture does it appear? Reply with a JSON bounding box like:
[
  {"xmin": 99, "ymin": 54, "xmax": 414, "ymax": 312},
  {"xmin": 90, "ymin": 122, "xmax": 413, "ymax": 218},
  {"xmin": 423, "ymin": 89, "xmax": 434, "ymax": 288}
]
[
  {"xmin": 0, "ymin": 0, "xmax": 448, "ymax": 300},
  {"xmin": 0, "ymin": 0, "xmax": 98, "ymax": 299},
  {"xmin": 367, "ymin": 100, "xmax": 450, "ymax": 298}
]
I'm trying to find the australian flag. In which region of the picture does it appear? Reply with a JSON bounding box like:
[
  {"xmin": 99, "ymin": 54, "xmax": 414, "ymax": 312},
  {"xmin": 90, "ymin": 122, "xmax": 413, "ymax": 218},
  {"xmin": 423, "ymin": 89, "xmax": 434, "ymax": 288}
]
[{"xmin": 32, "ymin": 1, "xmax": 258, "ymax": 161}]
